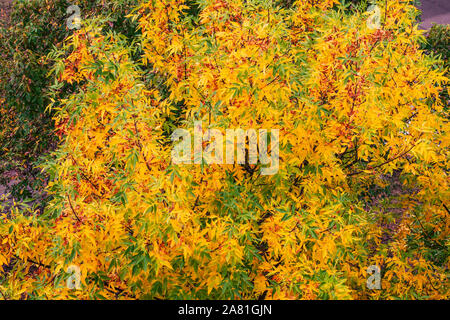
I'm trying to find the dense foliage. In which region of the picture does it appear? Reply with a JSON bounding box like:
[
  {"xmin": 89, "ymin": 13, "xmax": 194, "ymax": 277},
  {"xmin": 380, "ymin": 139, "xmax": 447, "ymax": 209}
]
[{"xmin": 0, "ymin": 0, "xmax": 448, "ymax": 300}]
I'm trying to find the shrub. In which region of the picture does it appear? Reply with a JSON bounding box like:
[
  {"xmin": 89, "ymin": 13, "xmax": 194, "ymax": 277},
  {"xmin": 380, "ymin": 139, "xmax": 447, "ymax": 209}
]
[{"xmin": 422, "ymin": 24, "xmax": 449, "ymax": 113}]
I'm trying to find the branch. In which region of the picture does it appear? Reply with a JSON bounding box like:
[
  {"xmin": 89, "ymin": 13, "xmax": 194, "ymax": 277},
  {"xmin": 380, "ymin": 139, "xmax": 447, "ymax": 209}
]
[
  {"xmin": 133, "ymin": 118, "xmax": 153, "ymax": 173},
  {"xmin": 69, "ymin": 155, "xmax": 102, "ymax": 197},
  {"xmin": 192, "ymin": 177, "xmax": 204, "ymax": 211}
]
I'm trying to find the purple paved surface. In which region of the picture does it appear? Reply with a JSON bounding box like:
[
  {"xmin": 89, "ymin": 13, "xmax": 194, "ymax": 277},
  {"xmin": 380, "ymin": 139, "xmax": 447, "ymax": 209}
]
[
  {"xmin": 0, "ymin": 1, "xmax": 448, "ymax": 201},
  {"xmin": 419, "ymin": 0, "xmax": 450, "ymax": 29}
]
